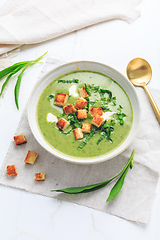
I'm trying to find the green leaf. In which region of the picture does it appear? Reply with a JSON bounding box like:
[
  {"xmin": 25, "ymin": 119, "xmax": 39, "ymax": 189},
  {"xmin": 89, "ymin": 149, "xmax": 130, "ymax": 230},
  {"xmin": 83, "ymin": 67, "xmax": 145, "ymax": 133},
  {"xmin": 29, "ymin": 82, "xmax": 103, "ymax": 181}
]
[
  {"xmin": 106, "ymin": 165, "xmax": 130, "ymax": 202},
  {"xmin": 0, "ymin": 61, "xmax": 31, "ymax": 80},
  {"xmin": 51, "ymin": 150, "xmax": 135, "ymax": 195},
  {"xmin": 0, "ymin": 52, "xmax": 47, "ymax": 109},
  {"xmin": 0, "ymin": 51, "xmax": 47, "ymax": 80},
  {"xmin": 53, "ymin": 179, "xmax": 113, "ymax": 194},
  {"xmin": 14, "ymin": 67, "xmax": 28, "ymax": 110},
  {"xmin": 0, "ymin": 65, "xmax": 23, "ymax": 96}
]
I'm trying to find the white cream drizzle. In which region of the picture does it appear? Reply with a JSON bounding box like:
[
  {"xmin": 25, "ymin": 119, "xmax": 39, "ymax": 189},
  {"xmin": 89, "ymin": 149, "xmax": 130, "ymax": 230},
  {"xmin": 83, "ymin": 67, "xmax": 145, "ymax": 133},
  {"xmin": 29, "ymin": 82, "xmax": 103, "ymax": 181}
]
[
  {"xmin": 102, "ymin": 112, "xmax": 116, "ymax": 121},
  {"xmin": 47, "ymin": 113, "xmax": 57, "ymax": 123},
  {"xmin": 69, "ymin": 85, "xmax": 78, "ymax": 97}
]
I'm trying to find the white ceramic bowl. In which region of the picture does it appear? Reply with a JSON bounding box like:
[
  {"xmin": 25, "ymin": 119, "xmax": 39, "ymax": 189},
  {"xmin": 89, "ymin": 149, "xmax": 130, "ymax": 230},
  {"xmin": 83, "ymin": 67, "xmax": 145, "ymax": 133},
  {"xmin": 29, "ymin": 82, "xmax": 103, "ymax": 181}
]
[{"xmin": 28, "ymin": 61, "xmax": 141, "ymax": 164}]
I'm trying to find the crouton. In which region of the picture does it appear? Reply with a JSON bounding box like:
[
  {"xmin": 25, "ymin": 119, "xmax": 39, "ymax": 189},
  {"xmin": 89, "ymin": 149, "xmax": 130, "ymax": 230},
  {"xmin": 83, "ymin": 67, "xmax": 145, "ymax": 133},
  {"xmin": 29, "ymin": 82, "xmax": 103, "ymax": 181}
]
[
  {"xmin": 90, "ymin": 108, "xmax": 103, "ymax": 117},
  {"xmin": 79, "ymin": 87, "xmax": 90, "ymax": 98},
  {"xmin": 56, "ymin": 118, "xmax": 70, "ymax": 131},
  {"xmin": 7, "ymin": 165, "xmax": 17, "ymax": 176},
  {"xmin": 24, "ymin": 150, "xmax": 38, "ymax": 164},
  {"xmin": 82, "ymin": 122, "xmax": 91, "ymax": 133},
  {"xmin": 76, "ymin": 109, "xmax": 87, "ymax": 119},
  {"xmin": 73, "ymin": 128, "xmax": 83, "ymax": 140},
  {"xmin": 14, "ymin": 134, "xmax": 27, "ymax": 145},
  {"xmin": 35, "ymin": 172, "xmax": 45, "ymax": 181},
  {"xmin": 63, "ymin": 104, "xmax": 76, "ymax": 115},
  {"xmin": 92, "ymin": 115, "xmax": 104, "ymax": 128},
  {"xmin": 54, "ymin": 93, "xmax": 68, "ymax": 107},
  {"xmin": 74, "ymin": 97, "xmax": 88, "ymax": 109}
]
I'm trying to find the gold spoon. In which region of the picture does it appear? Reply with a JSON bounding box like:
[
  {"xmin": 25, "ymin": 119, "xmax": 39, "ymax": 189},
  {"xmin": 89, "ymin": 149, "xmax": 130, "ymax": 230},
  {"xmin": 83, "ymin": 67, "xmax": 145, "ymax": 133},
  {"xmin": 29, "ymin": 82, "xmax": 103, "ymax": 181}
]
[{"xmin": 126, "ymin": 57, "xmax": 160, "ymax": 123}]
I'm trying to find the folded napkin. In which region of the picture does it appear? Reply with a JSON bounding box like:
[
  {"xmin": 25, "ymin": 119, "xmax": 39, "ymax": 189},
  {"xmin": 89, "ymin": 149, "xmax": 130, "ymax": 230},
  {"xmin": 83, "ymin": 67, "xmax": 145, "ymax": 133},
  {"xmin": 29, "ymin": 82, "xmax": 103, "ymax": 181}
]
[
  {"xmin": 0, "ymin": 0, "xmax": 141, "ymax": 56},
  {"xmin": 0, "ymin": 58, "xmax": 159, "ymax": 224}
]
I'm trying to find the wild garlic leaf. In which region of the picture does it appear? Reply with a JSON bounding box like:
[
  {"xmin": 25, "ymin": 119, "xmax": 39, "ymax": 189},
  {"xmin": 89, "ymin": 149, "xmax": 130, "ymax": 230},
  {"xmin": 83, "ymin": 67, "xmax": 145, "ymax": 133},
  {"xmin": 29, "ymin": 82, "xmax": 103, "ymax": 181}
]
[
  {"xmin": 0, "ymin": 61, "xmax": 32, "ymax": 80},
  {"xmin": 106, "ymin": 165, "xmax": 130, "ymax": 202},
  {"xmin": 0, "ymin": 52, "xmax": 47, "ymax": 109},
  {"xmin": 0, "ymin": 65, "xmax": 23, "ymax": 96},
  {"xmin": 53, "ymin": 179, "xmax": 113, "ymax": 194},
  {"xmin": 96, "ymin": 132, "xmax": 107, "ymax": 145},
  {"xmin": 0, "ymin": 51, "xmax": 47, "ymax": 80},
  {"xmin": 51, "ymin": 150, "xmax": 135, "ymax": 198},
  {"xmin": 14, "ymin": 67, "xmax": 28, "ymax": 110}
]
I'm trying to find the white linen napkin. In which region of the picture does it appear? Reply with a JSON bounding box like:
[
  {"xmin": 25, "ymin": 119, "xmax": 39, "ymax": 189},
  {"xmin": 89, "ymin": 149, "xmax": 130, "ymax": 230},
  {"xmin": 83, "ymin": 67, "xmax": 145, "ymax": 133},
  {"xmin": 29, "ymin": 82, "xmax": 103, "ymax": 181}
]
[
  {"xmin": 0, "ymin": 57, "xmax": 159, "ymax": 224},
  {"xmin": 0, "ymin": 0, "xmax": 141, "ymax": 55}
]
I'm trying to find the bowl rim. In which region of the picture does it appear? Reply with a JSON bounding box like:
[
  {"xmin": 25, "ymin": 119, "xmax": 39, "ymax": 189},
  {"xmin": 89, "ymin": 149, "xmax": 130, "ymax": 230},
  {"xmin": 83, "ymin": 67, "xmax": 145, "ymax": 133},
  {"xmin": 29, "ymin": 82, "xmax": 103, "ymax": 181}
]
[{"xmin": 27, "ymin": 60, "xmax": 141, "ymax": 164}]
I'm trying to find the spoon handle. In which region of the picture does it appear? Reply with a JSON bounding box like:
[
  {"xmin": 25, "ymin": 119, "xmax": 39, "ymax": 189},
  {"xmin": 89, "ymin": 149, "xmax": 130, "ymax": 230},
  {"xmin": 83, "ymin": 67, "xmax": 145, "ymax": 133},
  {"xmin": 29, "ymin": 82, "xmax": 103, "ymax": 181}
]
[{"xmin": 143, "ymin": 84, "xmax": 160, "ymax": 124}]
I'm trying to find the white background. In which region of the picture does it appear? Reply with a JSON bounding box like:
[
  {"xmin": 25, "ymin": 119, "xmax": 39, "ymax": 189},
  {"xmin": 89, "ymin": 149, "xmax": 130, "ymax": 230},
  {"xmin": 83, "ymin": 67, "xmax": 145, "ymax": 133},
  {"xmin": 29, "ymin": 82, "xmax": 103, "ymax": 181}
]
[{"xmin": 0, "ymin": 0, "xmax": 160, "ymax": 239}]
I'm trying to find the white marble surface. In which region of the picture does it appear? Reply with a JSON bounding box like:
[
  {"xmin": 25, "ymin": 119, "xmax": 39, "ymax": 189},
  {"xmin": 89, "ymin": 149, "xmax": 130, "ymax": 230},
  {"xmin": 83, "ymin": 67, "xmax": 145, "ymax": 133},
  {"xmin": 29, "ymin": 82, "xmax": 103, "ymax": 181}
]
[{"xmin": 0, "ymin": 0, "xmax": 160, "ymax": 239}]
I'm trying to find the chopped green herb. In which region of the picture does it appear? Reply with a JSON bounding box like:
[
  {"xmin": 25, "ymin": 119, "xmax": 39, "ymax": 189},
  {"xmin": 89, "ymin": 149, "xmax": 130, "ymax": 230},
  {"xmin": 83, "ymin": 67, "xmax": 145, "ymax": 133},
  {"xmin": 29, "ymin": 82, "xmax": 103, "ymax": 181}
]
[
  {"xmin": 117, "ymin": 105, "xmax": 126, "ymax": 125},
  {"xmin": 88, "ymin": 84, "xmax": 100, "ymax": 93},
  {"xmin": 84, "ymin": 83, "xmax": 91, "ymax": 96},
  {"xmin": 58, "ymin": 79, "xmax": 79, "ymax": 83},
  {"xmin": 48, "ymin": 94, "xmax": 54, "ymax": 100},
  {"xmin": 96, "ymin": 132, "xmax": 107, "ymax": 145},
  {"xmin": 59, "ymin": 129, "xmax": 72, "ymax": 135},
  {"xmin": 77, "ymin": 131, "xmax": 96, "ymax": 150},
  {"xmin": 57, "ymin": 112, "xmax": 65, "ymax": 119},
  {"xmin": 89, "ymin": 100, "xmax": 97, "ymax": 105},
  {"xmin": 110, "ymin": 119, "xmax": 116, "ymax": 126},
  {"xmin": 117, "ymin": 105, "xmax": 123, "ymax": 111},
  {"xmin": 85, "ymin": 97, "xmax": 90, "ymax": 111},
  {"xmin": 67, "ymin": 113, "xmax": 82, "ymax": 129},
  {"xmin": 99, "ymin": 89, "xmax": 112, "ymax": 101},
  {"xmin": 112, "ymin": 96, "xmax": 116, "ymax": 106}
]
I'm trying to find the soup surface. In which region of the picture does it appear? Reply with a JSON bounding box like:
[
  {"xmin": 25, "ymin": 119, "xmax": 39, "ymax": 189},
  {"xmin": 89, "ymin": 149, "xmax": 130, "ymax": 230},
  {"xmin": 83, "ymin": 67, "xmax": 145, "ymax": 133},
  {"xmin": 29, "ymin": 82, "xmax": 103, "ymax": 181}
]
[{"xmin": 36, "ymin": 71, "xmax": 133, "ymax": 158}]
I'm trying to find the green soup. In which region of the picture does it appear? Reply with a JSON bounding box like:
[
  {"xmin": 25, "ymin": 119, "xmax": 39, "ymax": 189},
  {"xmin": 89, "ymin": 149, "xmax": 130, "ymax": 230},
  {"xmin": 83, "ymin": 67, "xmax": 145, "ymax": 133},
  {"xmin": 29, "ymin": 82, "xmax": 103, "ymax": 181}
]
[{"xmin": 36, "ymin": 71, "xmax": 133, "ymax": 158}]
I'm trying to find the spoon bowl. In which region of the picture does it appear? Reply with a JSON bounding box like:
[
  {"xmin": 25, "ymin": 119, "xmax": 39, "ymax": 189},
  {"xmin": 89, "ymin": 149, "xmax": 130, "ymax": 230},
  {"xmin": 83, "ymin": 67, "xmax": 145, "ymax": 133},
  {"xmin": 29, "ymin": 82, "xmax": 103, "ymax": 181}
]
[{"xmin": 126, "ymin": 58, "xmax": 160, "ymax": 123}]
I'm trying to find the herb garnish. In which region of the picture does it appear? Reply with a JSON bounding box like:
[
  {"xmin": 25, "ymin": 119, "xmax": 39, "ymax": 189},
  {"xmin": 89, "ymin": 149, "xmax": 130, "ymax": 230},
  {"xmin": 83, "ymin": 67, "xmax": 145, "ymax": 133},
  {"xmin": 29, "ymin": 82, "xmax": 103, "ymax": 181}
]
[
  {"xmin": 88, "ymin": 84, "xmax": 99, "ymax": 93},
  {"xmin": 97, "ymin": 122, "xmax": 114, "ymax": 144},
  {"xmin": 84, "ymin": 83, "xmax": 91, "ymax": 96},
  {"xmin": 57, "ymin": 112, "xmax": 65, "ymax": 120},
  {"xmin": 77, "ymin": 131, "xmax": 96, "ymax": 150},
  {"xmin": 53, "ymin": 83, "xmax": 127, "ymax": 151},
  {"xmin": 117, "ymin": 105, "xmax": 126, "ymax": 125},
  {"xmin": 96, "ymin": 132, "xmax": 107, "ymax": 145},
  {"xmin": 99, "ymin": 89, "xmax": 112, "ymax": 101},
  {"xmin": 51, "ymin": 149, "xmax": 135, "ymax": 202},
  {"xmin": 59, "ymin": 128, "xmax": 72, "ymax": 135},
  {"xmin": 0, "ymin": 52, "xmax": 47, "ymax": 109},
  {"xmin": 58, "ymin": 79, "xmax": 79, "ymax": 83},
  {"xmin": 112, "ymin": 96, "xmax": 116, "ymax": 106},
  {"xmin": 67, "ymin": 113, "xmax": 82, "ymax": 129},
  {"xmin": 48, "ymin": 94, "xmax": 54, "ymax": 100}
]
